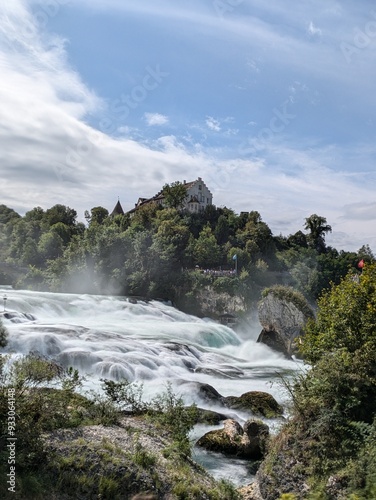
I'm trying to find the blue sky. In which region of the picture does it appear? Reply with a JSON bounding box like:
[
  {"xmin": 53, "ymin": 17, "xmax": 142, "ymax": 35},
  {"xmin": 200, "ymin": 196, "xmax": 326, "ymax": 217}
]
[{"xmin": 1, "ymin": 0, "xmax": 376, "ymax": 251}]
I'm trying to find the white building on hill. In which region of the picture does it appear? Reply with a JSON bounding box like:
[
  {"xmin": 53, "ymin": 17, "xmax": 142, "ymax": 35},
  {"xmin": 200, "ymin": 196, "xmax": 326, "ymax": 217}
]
[{"xmin": 128, "ymin": 177, "xmax": 213, "ymax": 215}]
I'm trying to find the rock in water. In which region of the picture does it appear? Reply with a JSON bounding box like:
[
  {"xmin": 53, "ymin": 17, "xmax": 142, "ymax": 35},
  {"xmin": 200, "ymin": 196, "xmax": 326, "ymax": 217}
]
[
  {"xmin": 257, "ymin": 287, "xmax": 314, "ymax": 357},
  {"xmin": 196, "ymin": 418, "xmax": 269, "ymax": 459},
  {"xmin": 223, "ymin": 391, "xmax": 283, "ymax": 418}
]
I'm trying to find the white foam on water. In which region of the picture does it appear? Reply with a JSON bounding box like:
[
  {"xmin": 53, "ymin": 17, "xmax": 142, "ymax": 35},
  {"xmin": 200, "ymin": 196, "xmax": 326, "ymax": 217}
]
[{"xmin": 0, "ymin": 286, "xmax": 302, "ymax": 485}]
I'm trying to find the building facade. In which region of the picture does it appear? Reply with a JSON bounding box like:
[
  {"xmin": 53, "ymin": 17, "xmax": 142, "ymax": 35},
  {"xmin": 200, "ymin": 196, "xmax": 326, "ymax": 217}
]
[
  {"xmin": 182, "ymin": 177, "xmax": 213, "ymax": 213},
  {"xmin": 127, "ymin": 177, "xmax": 213, "ymax": 215}
]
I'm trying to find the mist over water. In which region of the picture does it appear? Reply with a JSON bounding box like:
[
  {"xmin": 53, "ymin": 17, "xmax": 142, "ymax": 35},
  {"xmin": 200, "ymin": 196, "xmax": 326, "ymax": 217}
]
[{"xmin": 0, "ymin": 286, "xmax": 302, "ymax": 485}]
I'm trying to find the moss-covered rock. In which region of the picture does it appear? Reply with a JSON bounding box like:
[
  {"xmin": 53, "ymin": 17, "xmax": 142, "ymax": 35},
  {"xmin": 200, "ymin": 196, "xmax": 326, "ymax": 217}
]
[
  {"xmin": 196, "ymin": 418, "xmax": 269, "ymax": 460},
  {"xmin": 223, "ymin": 391, "xmax": 283, "ymax": 419},
  {"xmin": 195, "ymin": 407, "xmax": 230, "ymax": 425}
]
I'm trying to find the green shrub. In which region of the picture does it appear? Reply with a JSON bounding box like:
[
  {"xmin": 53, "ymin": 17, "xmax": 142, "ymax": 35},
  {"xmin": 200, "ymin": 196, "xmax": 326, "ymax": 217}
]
[
  {"xmin": 101, "ymin": 378, "xmax": 147, "ymax": 414},
  {"xmin": 102, "ymin": 379, "xmax": 198, "ymax": 457},
  {"xmin": 0, "ymin": 318, "xmax": 8, "ymax": 347},
  {"xmin": 301, "ymin": 263, "xmax": 376, "ymax": 364},
  {"xmin": 132, "ymin": 441, "xmax": 157, "ymax": 468},
  {"xmin": 0, "ymin": 353, "xmax": 118, "ymax": 498}
]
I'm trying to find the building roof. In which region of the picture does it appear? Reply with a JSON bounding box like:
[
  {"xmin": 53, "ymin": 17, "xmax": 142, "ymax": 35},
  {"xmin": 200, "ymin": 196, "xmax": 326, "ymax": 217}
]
[{"xmin": 111, "ymin": 200, "xmax": 124, "ymax": 216}]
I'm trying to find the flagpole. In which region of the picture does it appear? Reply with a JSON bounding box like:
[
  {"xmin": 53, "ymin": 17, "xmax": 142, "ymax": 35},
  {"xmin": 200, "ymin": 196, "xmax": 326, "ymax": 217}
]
[{"xmin": 232, "ymin": 253, "xmax": 238, "ymax": 274}]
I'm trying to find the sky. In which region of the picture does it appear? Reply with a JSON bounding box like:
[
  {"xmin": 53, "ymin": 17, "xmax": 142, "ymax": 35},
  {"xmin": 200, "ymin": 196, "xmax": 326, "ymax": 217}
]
[{"xmin": 1, "ymin": 0, "xmax": 376, "ymax": 251}]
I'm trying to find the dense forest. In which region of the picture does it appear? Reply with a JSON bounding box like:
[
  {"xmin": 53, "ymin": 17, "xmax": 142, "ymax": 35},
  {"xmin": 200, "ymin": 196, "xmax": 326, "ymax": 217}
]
[{"xmin": 0, "ymin": 190, "xmax": 373, "ymax": 313}]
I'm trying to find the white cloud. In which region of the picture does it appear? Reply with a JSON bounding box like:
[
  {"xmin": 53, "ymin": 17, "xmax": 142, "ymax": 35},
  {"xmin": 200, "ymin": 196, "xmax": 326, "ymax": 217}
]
[
  {"xmin": 144, "ymin": 112, "xmax": 169, "ymax": 126},
  {"xmin": 341, "ymin": 202, "xmax": 376, "ymax": 221},
  {"xmin": 1, "ymin": 0, "xmax": 376, "ymax": 253},
  {"xmin": 206, "ymin": 116, "xmax": 221, "ymax": 132},
  {"xmin": 307, "ymin": 21, "xmax": 322, "ymax": 37}
]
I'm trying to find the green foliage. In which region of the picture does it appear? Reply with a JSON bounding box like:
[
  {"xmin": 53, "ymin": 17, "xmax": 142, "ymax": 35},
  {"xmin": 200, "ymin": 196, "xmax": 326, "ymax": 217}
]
[
  {"xmin": 101, "ymin": 378, "xmax": 147, "ymax": 414},
  {"xmin": 44, "ymin": 204, "xmax": 77, "ymax": 228},
  {"xmin": 132, "ymin": 441, "xmax": 157, "ymax": 468},
  {"xmin": 162, "ymin": 181, "xmax": 188, "ymax": 209},
  {"xmin": 149, "ymin": 382, "xmax": 198, "ymax": 456},
  {"xmin": 301, "ymin": 262, "xmax": 376, "ymax": 363},
  {"xmin": 262, "ymin": 284, "xmax": 314, "ymax": 320},
  {"xmin": 304, "ymin": 214, "xmax": 332, "ymax": 253},
  {"xmin": 85, "ymin": 206, "xmax": 109, "ymax": 225},
  {"xmin": 102, "ymin": 379, "xmax": 197, "ymax": 457},
  {"xmin": 0, "ymin": 353, "xmax": 118, "ymax": 498},
  {"xmin": 193, "ymin": 224, "xmax": 222, "ymax": 268},
  {"xmin": 0, "ymin": 200, "xmax": 370, "ymax": 317},
  {"xmin": 0, "ymin": 204, "xmax": 21, "ymax": 224},
  {"xmin": 262, "ymin": 262, "xmax": 376, "ymax": 499},
  {"xmin": 0, "ymin": 318, "xmax": 8, "ymax": 348}
]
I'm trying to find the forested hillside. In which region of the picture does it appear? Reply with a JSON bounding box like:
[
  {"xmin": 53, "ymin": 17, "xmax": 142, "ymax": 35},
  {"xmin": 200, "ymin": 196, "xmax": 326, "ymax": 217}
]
[{"xmin": 0, "ymin": 199, "xmax": 373, "ymax": 313}]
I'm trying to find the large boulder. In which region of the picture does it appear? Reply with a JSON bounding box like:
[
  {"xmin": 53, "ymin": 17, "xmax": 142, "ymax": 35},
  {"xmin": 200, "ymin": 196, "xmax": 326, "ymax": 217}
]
[
  {"xmin": 196, "ymin": 418, "xmax": 269, "ymax": 459},
  {"xmin": 257, "ymin": 286, "xmax": 314, "ymax": 358},
  {"xmin": 223, "ymin": 391, "xmax": 283, "ymax": 419},
  {"xmin": 0, "ymin": 311, "xmax": 36, "ymax": 323}
]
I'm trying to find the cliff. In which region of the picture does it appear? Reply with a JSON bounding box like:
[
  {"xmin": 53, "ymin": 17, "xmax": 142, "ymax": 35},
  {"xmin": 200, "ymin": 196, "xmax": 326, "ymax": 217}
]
[{"xmin": 257, "ymin": 286, "xmax": 314, "ymax": 357}]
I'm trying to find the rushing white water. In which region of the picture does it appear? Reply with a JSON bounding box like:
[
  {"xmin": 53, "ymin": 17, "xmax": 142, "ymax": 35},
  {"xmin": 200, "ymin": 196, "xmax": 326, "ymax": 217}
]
[{"xmin": 0, "ymin": 286, "xmax": 302, "ymax": 484}]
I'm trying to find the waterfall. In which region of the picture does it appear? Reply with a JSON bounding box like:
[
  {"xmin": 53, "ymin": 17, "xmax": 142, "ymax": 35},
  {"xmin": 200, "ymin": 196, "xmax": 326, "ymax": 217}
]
[{"xmin": 0, "ymin": 286, "xmax": 301, "ymax": 485}]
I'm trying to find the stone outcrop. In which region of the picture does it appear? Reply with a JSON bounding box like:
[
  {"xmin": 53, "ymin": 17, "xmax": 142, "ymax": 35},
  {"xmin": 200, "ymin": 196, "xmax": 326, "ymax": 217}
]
[
  {"xmin": 0, "ymin": 311, "xmax": 36, "ymax": 323},
  {"xmin": 196, "ymin": 418, "xmax": 269, "ymax": 459},
  {"xmin": 257, "ymin": 288, "xmax": 314, "ymax": 358},
  {"xmin": 191, "ymin": 382, "xmax": 284, "ymax": 419},
  {"xmin": 42, "ymin": 416, "xmax": 233, "ymax": 499},
  {"xmin": 223, "ymin": 391, "xmax": 284, "ymax": 419}
]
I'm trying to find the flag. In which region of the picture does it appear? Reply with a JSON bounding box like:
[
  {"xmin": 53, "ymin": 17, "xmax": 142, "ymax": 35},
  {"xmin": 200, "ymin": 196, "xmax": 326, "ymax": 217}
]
[
  {"xmin": 358, "ymin": 259, "xmax": 365, "ymax": 269},
  {"xmin": 232, "ymin": 254, "xmax": 237, "ymax": 261}
]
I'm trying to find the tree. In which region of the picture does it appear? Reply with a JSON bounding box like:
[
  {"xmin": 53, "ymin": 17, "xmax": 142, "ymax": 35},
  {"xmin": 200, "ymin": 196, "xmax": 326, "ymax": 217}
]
[
  {"xmin": 236, "ymin": 211, "xmax": 274, "ymax": 261},
  {"xmin": 193, "ymin": 224, "xmax": 221, "ymax": 268},
  {"xmin": 287, "ymin": 230, "xmax": 308, "ymax": 248},
  {"xmin": 0, "ymin": 205, "xmax": 20, "ymax": 224},
  {"xmin": 44, "ymin": 204, "xmax": 77, "ymax": 228},
  {"xmin": 214, "ymin": 215, "xmax": 230, "ymax": 245},
  {"xmin": 24, "ymin": 207, "xmax": 45, "ymax": 222},
  {"xmin": 38, "ymin": 232, "xmax": 64, "ymax": 261},
  {"xmin": 358, "ymin": 244, "xmax": 375, "ymax": 263},
  {"xmin": 304, "ymin": 214, "xmax": 332, "ymax": 253},
  {"xmin": 259, "ymin": 262, "xmax": 376, "ymax": 499},
  {"xmin": 84, "ymin": 206, "xmax": 109, "ymax": 226},
  {"xmin": 162, "ymin": 181, "xmax": 188, "ymax": 209},
  {"xmin": 301, "ymin": 262, "xmax": 376, "ymax": 363}
]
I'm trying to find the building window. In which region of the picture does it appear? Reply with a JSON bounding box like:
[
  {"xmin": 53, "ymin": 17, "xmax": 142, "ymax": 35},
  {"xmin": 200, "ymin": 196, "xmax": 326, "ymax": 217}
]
[{"xmin": 198, "ymin": 184, "xmax": 202, "ymax": 190}]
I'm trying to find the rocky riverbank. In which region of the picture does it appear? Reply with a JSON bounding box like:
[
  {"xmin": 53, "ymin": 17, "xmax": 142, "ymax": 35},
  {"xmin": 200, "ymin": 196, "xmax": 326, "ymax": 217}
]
[{"xmin": 42, "ymin": 415, "xmax": 241, "ymax": 499}]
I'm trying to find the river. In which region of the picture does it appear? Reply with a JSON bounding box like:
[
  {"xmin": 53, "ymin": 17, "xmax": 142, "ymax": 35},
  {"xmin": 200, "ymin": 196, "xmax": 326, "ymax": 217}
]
[{"xmin": 0, "ymin": 286, "xmax": 301, "ymax": 486}]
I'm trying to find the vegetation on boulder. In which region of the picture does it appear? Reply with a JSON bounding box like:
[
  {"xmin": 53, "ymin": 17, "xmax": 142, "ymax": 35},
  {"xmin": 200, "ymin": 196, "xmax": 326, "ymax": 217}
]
[
  {"xmin": 196, "ymin": 418, "xmax": 270, "ymax": 460},
  {"xmin": 223, "ymin": 391, "xmax": 283, "ymax": 419},
  {"xmin": 261, "ymin": 285, "xmax": 314, "ymax": 321}
]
